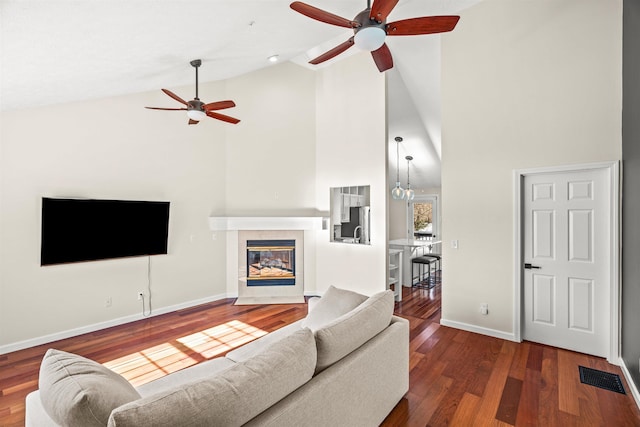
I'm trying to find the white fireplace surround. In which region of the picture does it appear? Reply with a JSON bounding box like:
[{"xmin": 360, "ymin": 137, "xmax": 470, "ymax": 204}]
[
  {"xmin": 208, "ymin": 216, "xmax": 326, "ymax": 231},
  {"xmin": 235, "ymin": 230, "xmax": 305, "ymax": 305},
  {"xmin": 210, "ymin": 216, "xmax": 325, "ymax": 304}
]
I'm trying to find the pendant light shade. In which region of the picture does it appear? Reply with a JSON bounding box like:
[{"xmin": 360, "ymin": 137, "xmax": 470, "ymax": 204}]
[
  {"xmin": 391, "ymin": 137, "xmax": 405, "ymax": 200},
  {"xmin": 405, "ymin": 155, "xmax": 415, "ymax": 201},
  {"xmin": 391, "ymin": 185, "xmax": 405, "ymax": 200},
  {"xmin": 405, "ymin": 188, "xmax": 415, "ymax": 201}
]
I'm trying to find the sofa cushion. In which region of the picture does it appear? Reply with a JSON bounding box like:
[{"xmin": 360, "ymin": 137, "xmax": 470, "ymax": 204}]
[
  {"xmin": 301, "ymin": 285, "xmax": 368, "ymax": 331},
  {"xmin": 315, "ymin": 290, "xmax": 394, "ymax": 373},
  {"xmin": 38, "ymin": 348, "xmax": 141, "ymax": 427},
  {"xmin": 107, "ymin": 328, "xmax": 317, "ymax": 427}
]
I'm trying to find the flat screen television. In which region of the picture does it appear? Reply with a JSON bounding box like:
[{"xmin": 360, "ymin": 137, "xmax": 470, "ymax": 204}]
[{"xmin": 41, "ymin": 197, "xmax": 170, "ymax": 266}]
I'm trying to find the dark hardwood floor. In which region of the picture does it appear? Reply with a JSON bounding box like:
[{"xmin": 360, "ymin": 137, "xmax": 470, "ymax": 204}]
[{"xmin": 1, "ymin": 283, "xmax": 639, "ymax": 426}]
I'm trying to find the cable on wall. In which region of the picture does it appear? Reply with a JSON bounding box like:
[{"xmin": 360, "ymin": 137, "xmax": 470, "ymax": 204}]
[{"xmin": 141, "ymin": 256, "xmax": 153, "ymax": 317}]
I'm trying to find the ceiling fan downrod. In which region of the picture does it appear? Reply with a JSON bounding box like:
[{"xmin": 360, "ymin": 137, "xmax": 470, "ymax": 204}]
[{"xmin": 190, "ymin": 59, "xmax": 202, "ymax": 100}]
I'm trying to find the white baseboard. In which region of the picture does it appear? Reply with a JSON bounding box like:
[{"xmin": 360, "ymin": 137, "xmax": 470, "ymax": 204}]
[
  {"xmin": 619, "ymin": 357, "xmax": 640, "ymax": 410},
  {"xmin": 304, "ymin": 290, "xmax": 322, "ymax": 297},
  {"xmin": 439, "ymin": 318, "xmax": 517, "ymax": 342},
  {"xmin": 0, "ymin": 293, "xmax": 228, "ymax": 355}
]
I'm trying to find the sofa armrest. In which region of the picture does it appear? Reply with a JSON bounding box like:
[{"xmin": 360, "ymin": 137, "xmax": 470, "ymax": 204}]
[
  {"xmin": 225, "ymin": 319, "xmax": 304, "ymax": 363},
  {"xmin": 307, "ymin": 296, "xmax": 321, "ymax": 313},
  {"xmin": 26, "ymin": 391, "xmax": 60, "ymax": 427}
]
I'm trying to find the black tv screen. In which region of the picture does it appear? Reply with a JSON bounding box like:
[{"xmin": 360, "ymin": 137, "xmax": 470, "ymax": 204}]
[{"xmin": 41, "ymin": 197, "xmax": 170, "ymax": 266}]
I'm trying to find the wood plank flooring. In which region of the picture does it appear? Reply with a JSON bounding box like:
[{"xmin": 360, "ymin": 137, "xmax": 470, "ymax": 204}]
[{"xmin": 1, "ymin": 284, "xmax": 639, "ymax": 426}]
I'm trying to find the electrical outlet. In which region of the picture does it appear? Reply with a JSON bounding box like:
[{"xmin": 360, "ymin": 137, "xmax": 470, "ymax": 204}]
[
  {"xmin": 452, "ymin": 240, "xmax": 459, "ymax": 249},
  {"xmin": 137, "ymin": 292, "xmax": 144, "ymax": 301},
  {"xmin": 480, "ymin": 303, "xmax": 489, "ymax": 315},
  {"xmin": 105, "ymin": 296, "xmax": 112, "ymax": 308}
]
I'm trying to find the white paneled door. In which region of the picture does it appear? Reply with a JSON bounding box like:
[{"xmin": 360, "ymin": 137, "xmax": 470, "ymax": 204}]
[{"xmin": 522, "ymin": 168, "xmax": 610, "ymax": 357}]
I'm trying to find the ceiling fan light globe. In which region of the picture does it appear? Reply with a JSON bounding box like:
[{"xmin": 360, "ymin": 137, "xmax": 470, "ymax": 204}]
[
  {"xmin": 354, "ymin": 27, "xmax": 386, "ymax": 51},
  {"xmin": 392, "ymin": 183, "xmax": 405, "ymax": 200},
  {"xmin": 187, "ymin": 109, "xmax": 206, "ymax": 121}
]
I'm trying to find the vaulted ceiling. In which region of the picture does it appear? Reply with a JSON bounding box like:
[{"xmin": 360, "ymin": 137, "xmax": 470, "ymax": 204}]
[{"xmin": 1, "ymin": 0, "xmax": 479, "ymax": 190}]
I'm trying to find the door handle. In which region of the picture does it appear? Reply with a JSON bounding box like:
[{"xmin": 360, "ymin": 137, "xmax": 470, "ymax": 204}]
[{"xmin": 524, "ymin": 263, "xmax": 541, "ymax": 270}]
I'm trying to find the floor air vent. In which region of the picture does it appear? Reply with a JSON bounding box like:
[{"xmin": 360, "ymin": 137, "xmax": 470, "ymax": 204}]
[{"xmin": 579, "ymin": 366, "xmax": 626, "ymax": 394}]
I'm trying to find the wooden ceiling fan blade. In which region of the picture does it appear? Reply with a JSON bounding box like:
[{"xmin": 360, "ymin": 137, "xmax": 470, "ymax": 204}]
[
  {"xmin": 386, "ymin": 16, "xmax": 460, "ymax": 36},
  {"xmin": 188, "ymin": 119, "xmax": 200, "ymax": 125},
  {"xmin": 369, "ymin": 0, "xmax": 399, "ymax": 22},
  {"xmin": 161, "ymin": 88, "xmax": 189, "ymax": 106},
  {"xmin": 309, "ymin": 37, "xmax": 355, "ymax": 65},
  {"xmin": 290, "ymin": 2, "xmax": 359, "ymax": 28},
  {"xmin": 204, "ymin": 100, "xmax": 236, "ymax": 111},
  {"xmin": 371, "ymin": 43, "xmax": 393, "ymax": 72},
  {"xmin": 206, "ymin": 111, "xmax": 240, "ymax": 124},
  {"xmin": 145, "ymin": 107, "xmax": 187, "ymax": 111}
]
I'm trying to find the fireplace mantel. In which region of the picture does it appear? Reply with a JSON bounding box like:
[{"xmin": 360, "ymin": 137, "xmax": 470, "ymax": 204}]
[{"xmin": 208, "ymin": 216, "xmax": 326, "ymax": 231}]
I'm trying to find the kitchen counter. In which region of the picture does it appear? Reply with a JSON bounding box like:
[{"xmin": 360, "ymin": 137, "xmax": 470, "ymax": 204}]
[
  {"xmin": 333, "ymin": 237, "xmax": 364, "ymax": 244},
  {"xmin": 389, "ymin": 239, "xmax": 442, "ymax": 287}
]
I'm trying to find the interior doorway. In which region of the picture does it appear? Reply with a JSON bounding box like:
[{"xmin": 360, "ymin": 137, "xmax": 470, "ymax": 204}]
[{"xmin": 394, "ymin": 194, "xmax": 442, "ymax": 320}]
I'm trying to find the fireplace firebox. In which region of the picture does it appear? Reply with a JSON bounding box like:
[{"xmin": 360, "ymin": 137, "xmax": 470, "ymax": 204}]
[{"xmin": 246, "ymin": 240, "xmax": 295, "ymax": 286}]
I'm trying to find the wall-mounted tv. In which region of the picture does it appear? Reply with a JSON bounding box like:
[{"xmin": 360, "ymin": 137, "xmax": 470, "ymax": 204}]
[{"xmin": 41, "ymin": 197, "xmax": 170, "ymax": 266}]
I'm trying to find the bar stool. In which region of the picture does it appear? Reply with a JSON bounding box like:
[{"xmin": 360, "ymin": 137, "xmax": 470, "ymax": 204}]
[
  {"xmin": 411, "ymin": 256, "xmax": 438, "ymax": 289},
  {"xmin": 425, "ymin": 253, "xmax": 442, "ymax": 283}
]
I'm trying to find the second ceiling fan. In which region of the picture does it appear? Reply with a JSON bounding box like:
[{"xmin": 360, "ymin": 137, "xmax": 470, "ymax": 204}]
[
  {"xmin": 290, "ymin": 0, "xmax": 460, "ymax": 72},
  {"xmin": 146, "ymin": 59, "xmax": 240, "ymax": 125}
]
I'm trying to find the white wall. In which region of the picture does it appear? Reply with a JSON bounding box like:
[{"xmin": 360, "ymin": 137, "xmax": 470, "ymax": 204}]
[
  {"xmin": 222, "ymin": 62, "xmax": 317, "ymax": 217},
  {"xmin": 215, "ymin": 62, "xmax": 318, "ymax": 296},
  {"xmin": 0, "ymin": 57, "xmax": 386, "ymax": 350},
  {"xmin": 314, "ymin": 53, "xmax": 387, "ymax": 296},
  {"xmin": 440, "ymin": 0, "xmax": 622, "ymax": 336},
  {"xmin": 0, "ymin": 85, "xmax": 230, "ymax": 349},
  {"xmin": 388, "ymin": 197, "xmax": 407, "ymax": 240}
]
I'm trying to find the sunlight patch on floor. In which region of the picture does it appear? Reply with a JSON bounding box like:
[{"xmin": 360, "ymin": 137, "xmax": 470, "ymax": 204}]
[
  {"xmin": 103, "ymin": 320, "xmax": 268, "ymax": 387},
  {"xmin": 177, "ymin": 320, "xmax": 268, "ymax": 357}
]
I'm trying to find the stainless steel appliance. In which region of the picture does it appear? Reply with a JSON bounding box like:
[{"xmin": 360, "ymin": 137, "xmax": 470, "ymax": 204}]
[{"xmin": 342, "ymin": 206, "xmax": 370, "ymax": 244}]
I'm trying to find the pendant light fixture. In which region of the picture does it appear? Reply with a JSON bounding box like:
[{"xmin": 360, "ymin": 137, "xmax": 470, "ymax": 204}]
[
  {"xmin": 405, "ymin": 155, "xmax": 415, "ymax": 201},
  {"xmin": 391, "ymin": 137, "xmax": 405, "ymax": 200}
]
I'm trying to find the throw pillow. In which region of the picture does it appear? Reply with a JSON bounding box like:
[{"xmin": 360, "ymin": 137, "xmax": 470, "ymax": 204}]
[
  {"xmin": 108, "ymin": 328, "xmax": 317, "ymax": 427},
  {"xmin": 302, "ymin": 285, "xmax": 368, "ymax": 331},
  {"xmin": 38, "ymin": 348, "xmax": 141, "ymax": 427},
  {"xmin": 315, "ymin": 289, "xmax": 394, "ymax": 373}
]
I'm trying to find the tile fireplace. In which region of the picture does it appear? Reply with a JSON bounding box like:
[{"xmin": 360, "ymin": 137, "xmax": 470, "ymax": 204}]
[
  {"xmin": 235, "ymin": 230, "xmax": 306, "ymax": 305},
  {"xmin": 208, "ymin": 216, "xmax": 326, "ymax": 305}
]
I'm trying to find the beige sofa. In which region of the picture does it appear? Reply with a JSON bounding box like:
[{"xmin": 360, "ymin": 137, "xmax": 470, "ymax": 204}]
[{"xmin": 26, "ymin": 287, "xmax": 409, "ymax": 426}]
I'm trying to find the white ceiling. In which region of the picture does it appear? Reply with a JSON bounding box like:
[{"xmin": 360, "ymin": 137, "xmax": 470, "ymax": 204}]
[{"xmin": 0, "ymin": 0, "xmax": 479, "ymax": 190}]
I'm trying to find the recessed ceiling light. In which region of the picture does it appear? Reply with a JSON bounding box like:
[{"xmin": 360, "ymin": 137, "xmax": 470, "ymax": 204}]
[{"xmin": 268, "ymin": 55, "xmax": 279, "ymax": 63}]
